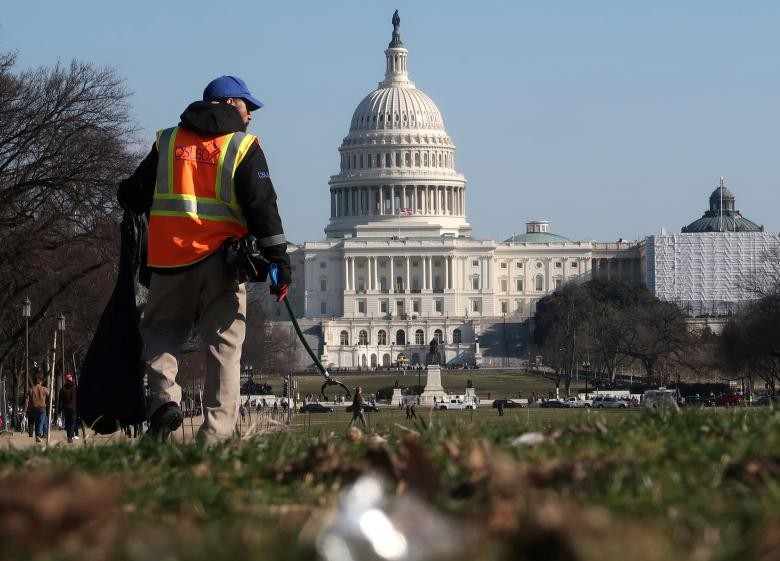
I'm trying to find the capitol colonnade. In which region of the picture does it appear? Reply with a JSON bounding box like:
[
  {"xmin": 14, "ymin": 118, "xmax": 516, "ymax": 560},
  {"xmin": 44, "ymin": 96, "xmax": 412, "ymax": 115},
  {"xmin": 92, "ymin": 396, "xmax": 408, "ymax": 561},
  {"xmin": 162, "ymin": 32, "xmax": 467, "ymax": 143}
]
[{"xmin": 330, "ymin": 185, "xmax": 466, "ymax": 218}]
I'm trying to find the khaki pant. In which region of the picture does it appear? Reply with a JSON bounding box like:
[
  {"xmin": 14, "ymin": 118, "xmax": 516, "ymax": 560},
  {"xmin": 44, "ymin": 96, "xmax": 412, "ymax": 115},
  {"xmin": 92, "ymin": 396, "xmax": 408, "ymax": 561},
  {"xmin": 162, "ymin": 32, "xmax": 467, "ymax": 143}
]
[{"xmin": 141, "ymin": 252, "xmax": 246, "ymax": 444}]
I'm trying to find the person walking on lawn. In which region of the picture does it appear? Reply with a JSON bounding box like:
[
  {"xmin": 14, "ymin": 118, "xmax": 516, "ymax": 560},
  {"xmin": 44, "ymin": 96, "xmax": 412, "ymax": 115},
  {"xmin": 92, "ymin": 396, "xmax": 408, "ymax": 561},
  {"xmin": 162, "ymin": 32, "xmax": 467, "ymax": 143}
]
[
  {"xmin": 349, "ymin": 386, "xmax": 367, "ymax": 428},
  {"xmin": 58, "ymin": 373, "xmax": 78, "ymax": 443},
  {"xmin": 118, "ymin": 75, "xmax": 291, "ymax": 444}
]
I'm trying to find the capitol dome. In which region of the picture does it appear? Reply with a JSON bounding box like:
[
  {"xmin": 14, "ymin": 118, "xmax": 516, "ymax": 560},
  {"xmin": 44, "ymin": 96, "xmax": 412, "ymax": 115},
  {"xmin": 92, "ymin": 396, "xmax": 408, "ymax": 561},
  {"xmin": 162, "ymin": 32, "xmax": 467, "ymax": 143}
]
[
  {"xmin": 325, "ymin": 12, "xmax": 470, "ymax": 239},
  {"xmin": 349, "ymin": 87, "xmax": 445, "ymax": 133},
  {"xmin": 682, "ymin": 178, "xmax": 763, "ymax": 233}
]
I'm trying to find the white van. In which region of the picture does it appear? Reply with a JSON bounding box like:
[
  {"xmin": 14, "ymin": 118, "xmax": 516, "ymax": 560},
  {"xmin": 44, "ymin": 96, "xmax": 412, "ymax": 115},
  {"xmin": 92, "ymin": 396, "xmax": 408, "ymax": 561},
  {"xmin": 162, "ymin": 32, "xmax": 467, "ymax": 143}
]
[
  {"xmin": 643, "ymin": 389, "xmax": 680, "ymax": 408},
  {"xmin": 437, "ymin": 398, "xmax": 477, "ymax": 410}
]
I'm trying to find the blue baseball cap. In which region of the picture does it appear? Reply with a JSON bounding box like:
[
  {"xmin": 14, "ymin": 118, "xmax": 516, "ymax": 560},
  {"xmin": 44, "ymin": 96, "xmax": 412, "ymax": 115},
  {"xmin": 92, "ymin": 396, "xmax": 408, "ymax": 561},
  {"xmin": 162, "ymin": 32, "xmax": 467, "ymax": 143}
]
[{"xmin": 203, "ymin": 75, "xmax": 264, "ymax": 111}]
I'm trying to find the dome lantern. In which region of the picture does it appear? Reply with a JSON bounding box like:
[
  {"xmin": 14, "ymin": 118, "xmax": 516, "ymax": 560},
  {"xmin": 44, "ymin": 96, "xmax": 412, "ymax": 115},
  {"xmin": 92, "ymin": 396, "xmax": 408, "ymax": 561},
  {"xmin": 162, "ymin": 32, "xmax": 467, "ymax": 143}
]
[{"xmin": 381, "ymin": 10, "xmax": 412, "ymax": 88}]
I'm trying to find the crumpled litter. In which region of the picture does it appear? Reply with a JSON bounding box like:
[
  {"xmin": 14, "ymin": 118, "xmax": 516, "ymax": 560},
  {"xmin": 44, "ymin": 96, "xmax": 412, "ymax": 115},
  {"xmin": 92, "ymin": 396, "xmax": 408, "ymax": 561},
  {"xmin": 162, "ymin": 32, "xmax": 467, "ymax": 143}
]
[
  {"xmin": 508, "ymin": 431, "xmax": 546, "ymax": 447},
  {"xmin": 316, "ymin": 475, "xmax": 461, "ymax": 561}
]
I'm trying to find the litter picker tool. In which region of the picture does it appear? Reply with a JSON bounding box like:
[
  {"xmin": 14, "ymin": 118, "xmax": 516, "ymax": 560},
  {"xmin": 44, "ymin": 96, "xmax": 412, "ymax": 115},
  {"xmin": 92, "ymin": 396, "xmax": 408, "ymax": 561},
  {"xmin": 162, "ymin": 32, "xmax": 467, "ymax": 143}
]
[{"xmin": 266, "ymin": 262, "xmax": 352, "ymax": 401}]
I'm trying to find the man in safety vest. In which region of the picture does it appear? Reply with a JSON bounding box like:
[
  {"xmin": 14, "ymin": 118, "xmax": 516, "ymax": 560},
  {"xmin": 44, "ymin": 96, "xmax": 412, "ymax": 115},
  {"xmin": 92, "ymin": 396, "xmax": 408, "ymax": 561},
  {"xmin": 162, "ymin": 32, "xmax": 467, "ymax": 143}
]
[{"xmin": 118, "ymin": 75, "xmax": 291, "ymax": 443}]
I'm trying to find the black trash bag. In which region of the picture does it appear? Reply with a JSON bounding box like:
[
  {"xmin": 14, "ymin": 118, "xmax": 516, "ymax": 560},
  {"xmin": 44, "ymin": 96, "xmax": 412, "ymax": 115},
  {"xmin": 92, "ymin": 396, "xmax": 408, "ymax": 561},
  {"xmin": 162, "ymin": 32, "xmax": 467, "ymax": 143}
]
[{"xmin": 77, "ymin": 211, "xmax": 147, "ymax": 434}]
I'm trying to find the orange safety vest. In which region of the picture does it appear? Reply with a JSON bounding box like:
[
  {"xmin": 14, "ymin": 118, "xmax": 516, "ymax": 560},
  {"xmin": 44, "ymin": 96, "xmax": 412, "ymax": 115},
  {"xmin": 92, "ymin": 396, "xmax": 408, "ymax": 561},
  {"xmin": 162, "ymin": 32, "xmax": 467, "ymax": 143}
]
[{"xmin": 148, "ymin": 126, "xmax": 258, "ymax": 267}]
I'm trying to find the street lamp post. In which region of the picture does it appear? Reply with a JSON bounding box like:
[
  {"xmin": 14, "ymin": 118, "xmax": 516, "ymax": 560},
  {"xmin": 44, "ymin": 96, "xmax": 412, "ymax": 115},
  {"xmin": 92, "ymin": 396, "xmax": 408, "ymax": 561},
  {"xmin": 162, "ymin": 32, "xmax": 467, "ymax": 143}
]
[
  {"xmin": 58, "ymin": 314, "xmax": 66, "ymax": 396},
  {"xmin": 583, "ymin": 360, "xmax": 591, "ymax": 396},
  {"xmin": 22, "ymin": 297, "xmax": 31, "ymax": 427}
]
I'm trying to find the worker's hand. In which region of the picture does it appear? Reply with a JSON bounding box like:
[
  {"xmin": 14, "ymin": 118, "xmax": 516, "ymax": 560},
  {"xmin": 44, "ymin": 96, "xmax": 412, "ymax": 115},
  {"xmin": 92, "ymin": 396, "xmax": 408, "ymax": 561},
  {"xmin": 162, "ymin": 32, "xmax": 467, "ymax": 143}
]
[{"xmin": 270, "ymin": 283, "xmax": 289, "ymax": 302}]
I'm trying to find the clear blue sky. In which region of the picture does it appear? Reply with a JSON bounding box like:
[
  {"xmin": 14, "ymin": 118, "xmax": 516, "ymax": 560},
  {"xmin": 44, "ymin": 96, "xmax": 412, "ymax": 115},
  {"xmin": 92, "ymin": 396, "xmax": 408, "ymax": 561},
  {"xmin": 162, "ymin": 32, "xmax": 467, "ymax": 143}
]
[{"xmin": 3, "ymin": 1, "xmax": 778, "ymax": 244}]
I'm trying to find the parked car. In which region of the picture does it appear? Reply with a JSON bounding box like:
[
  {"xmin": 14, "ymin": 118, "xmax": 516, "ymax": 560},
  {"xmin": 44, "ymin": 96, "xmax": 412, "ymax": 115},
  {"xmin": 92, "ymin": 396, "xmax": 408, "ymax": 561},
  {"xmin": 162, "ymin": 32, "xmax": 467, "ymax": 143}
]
[
  {"xmin": 437, "ymin": 398, "xmax": 477, "ymax": 410},
  {"xmin": 539, "ymin": 399, "xmax": 571, "ymax": 408},
  {"xmin": 683, "ymin": 394, "xmax": 714, "ymax": 407},
  {"xmin": 300, "ymin": 403, "xmax": 334, "ymax": 413},
  {"xmin": 346, "ymin": 404, "xmax": 380, "ymax": 413},
  {"xmin": 757, "ymin": 395, "xmax": 774, "ymax": 406},
  {"xmin": 564, "ymin": 396, "xmax": 592, "ymax": 408},
  {"xmin": 592, "ymin": 396, "xmax": 630, "ymax": 408},
  {"xmin": 492, "ymin": 399, "xmax": 525, "ymax": 409},
  {"xmin": 713, "ymin": 394, "xmax": 744, "ymax": 407}
]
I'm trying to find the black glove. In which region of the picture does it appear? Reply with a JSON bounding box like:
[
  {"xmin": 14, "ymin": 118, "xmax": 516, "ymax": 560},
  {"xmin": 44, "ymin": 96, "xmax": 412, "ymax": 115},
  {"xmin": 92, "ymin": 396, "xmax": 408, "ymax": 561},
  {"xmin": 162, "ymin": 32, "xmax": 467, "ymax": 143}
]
[{"xmin": 222, "ymin": 236, "xmax": 268, "ymax": 283}]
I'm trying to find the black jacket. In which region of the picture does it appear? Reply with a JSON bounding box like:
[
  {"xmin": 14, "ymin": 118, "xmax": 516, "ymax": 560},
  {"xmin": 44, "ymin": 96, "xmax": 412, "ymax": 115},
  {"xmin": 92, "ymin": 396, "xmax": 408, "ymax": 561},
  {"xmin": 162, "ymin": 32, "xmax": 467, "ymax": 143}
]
[{"xmin": 118, "ymin": 101, "xmax": 291, "ymax": 284}]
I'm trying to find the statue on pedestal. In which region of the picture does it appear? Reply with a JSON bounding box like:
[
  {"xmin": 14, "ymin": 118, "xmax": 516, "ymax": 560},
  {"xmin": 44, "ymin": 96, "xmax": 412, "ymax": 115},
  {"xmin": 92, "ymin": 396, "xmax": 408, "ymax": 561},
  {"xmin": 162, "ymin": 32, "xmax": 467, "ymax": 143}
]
[{"xmin": 426, "ymin": 338, "xmax": 440, "ymax": 365}]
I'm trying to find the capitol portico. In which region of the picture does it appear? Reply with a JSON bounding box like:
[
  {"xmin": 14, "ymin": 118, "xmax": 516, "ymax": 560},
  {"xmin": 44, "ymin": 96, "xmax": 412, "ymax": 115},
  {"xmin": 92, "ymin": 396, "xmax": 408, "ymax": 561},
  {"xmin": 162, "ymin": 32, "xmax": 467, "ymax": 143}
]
[{"xmin": 266, "ymin": 12, "xmax": 644, "ymax": 369}]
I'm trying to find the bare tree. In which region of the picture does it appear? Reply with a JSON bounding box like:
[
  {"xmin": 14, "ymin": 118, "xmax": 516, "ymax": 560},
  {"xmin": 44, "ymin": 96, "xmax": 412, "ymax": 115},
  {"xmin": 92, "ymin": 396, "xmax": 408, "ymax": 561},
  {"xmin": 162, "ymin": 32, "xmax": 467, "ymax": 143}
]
[
  {"xmin": 0, "ymin": 52, "xmax": 139, "ymax": 374},
  {"xmin": 720, "ymin": 293, "xmax": 780, "ymax": 396},
  {"xmin": 741, "ymin": 247, "xmax": 780, "ymax": 299}
]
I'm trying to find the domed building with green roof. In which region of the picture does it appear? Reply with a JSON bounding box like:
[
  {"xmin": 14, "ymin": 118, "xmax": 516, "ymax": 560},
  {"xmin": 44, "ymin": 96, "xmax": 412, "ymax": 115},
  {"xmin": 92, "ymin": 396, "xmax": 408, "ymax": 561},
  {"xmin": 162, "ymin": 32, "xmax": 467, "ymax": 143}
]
[{"xmin": 505, "ymin": 220, "xmax": 573, "ymax": 244}]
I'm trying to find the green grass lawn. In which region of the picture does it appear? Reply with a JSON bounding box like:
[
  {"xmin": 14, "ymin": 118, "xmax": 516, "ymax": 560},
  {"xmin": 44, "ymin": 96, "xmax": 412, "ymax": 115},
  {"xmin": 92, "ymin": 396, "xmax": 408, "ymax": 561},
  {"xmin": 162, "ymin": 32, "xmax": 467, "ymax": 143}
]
[
  {"xmin": 291, "ymin": 405, "xmax": 637, "ymax": 434},
  {"xmin": 1, "ymin": 406, "xmax": 779, "ymax": 561},
  {"xmin": 260, "ymin": 370, "xmax": 568, "ymax": 401}
]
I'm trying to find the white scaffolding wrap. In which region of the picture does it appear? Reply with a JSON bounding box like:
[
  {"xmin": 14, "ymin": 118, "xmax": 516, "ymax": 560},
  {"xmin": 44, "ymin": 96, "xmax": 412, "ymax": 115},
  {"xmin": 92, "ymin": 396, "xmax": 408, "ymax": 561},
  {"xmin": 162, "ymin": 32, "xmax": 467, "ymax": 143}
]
[{"xmin": 647, "ymin": 232, "xmax": 780, "ymax": 316}]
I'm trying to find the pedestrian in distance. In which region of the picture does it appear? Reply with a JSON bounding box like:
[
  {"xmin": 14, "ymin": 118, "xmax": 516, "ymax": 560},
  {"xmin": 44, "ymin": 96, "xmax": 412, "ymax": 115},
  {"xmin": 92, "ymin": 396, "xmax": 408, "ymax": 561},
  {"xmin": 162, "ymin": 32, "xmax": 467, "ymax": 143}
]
[
  {"xmin": 349, "ymin": 386, "xmax": 367, "ymax": 428},
  {"xmin": 410, "ymin": 403, "xmax": 417, "ymax": 419},
  {"xmin": 118, "ymin": 76, "xmax": 291, "ymax": 444},
  {"xmin": 405, "ymin": 403, "xmax": 411, "ymax": 419},
  {"xmin": 24, "ymin": 381, "xmax": 34, "ymax": 438},
  {"xmin": 28, "ymin": 375, "xmax": 49, "ymax": 443},
  {"xmin": 58, "ymin": 373, "xmax": 78, "ymax": 443},
  {"xmin": 497, "ymin": 400, "xmax": 505, "ymax": 417}
]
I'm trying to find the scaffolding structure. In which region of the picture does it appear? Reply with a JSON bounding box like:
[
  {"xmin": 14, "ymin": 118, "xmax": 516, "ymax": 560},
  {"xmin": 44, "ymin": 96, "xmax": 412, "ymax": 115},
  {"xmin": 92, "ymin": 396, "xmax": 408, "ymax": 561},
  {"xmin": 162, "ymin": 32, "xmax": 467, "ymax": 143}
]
[{"xmin": 647, "ymin": 232, "xmax": 780, "ymax": 317}]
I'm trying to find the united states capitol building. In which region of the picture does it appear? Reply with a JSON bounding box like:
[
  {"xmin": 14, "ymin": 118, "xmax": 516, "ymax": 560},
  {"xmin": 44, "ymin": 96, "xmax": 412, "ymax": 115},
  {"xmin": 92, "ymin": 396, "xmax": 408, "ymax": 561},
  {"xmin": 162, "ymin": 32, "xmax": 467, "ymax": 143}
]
[{"xmin": 261, "ymin": 13, "xmax": 778, "ymax": 369}]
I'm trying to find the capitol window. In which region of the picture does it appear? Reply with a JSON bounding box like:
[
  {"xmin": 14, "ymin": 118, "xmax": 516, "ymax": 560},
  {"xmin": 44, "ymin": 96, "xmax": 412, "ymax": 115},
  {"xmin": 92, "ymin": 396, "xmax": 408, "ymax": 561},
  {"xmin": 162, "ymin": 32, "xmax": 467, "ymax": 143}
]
[
  {"xmin": 396, "ymin": 152, "xmax": 401, "ymax": 166},
  {"xmin": 501, "ymin": 301, "xmax": 508, "ymax": 314},
  {"xmin": 320, "ymin": 278, "xmax": 327, "ymax": 292},
  {"xmin": 472, "ymin": 259, "xmax": 479, "ymax": 267},
  {"xmin": 571, "ymin": 261, "xmax": 578, "ymax": 268},
  {"xmin": 359, "ymin": 330, "xmax": 368, "ymax": 345},
  {"xmin": 554, "ymin": 278, "xmax": 563, "ymax": 289},
  {"xmin": 453, "ymin": 329, "xmax": 462, "ymax": 344},
  {"xmin": 340, "ymin": 331, "xmax": 349, "ymax": 345},
  {"xmin": 415, "ymin": 329, "xmax": 424, "ymax": 345},
  {"xmin": 320, "ymin": 302, "xmax": 327, "ymax": 314},
  {"xmin": 378, "ymin": 330, "xmax": 387, "ymax": 345},
  {"xmin": 471, "ymin": 276, "xmax": 480, "ymax": 290},
  {"xmin": 535, "ymin": 262, "xmax": 543, "ymax": 269},
  {"xmin": 471, "ymin": 299, "xmax": 481, "ymax": 313},
  {"xmin": 535, "ymin": 275, "xmax": 544, "ymax": 291},
  {"xmin": 414, "ymin": 153, "xmax": 420, "ymax": 166},
  {"xmin": 386, "ymin": 153, "xmax": 391, "ymax": 167},
  {"xmin": 555, "ymin": 262, "xmax": 562, "ymax": 269},
  {"xmin": 380, "ymin": 299, "xmax": 388, "ymax": 313},
  {"xmin": 358, "ymin": 299, "xmax": 366, "ymax": 313},
  {"xmin": 515, "ymin": 279, "xmax": 524, "ymax": 292},
  {"xmin": 500, "ymin": 261, "xmax": 508, "ymax": 269},
  {"xmin": 320, "ymin": 261, "xmax": 327, "ymax": 269},
  {"xmin": 434, "ymin": 299, "xmax": 443, "ymax": 313}
]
